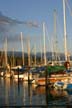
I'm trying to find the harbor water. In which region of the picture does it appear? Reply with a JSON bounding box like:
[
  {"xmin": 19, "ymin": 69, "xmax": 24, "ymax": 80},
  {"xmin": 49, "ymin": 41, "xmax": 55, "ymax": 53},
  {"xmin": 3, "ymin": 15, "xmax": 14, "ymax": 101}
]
[{"xmin": 0, "ymin": 78, "xmax": 72, "ymax": 107}]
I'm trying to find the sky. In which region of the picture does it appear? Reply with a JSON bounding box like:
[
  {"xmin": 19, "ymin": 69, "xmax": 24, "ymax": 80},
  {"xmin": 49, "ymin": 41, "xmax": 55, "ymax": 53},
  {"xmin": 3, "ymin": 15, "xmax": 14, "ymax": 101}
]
[{"xmin": 0, "ymin": 0, "xmax": 72, "ymax": 54}]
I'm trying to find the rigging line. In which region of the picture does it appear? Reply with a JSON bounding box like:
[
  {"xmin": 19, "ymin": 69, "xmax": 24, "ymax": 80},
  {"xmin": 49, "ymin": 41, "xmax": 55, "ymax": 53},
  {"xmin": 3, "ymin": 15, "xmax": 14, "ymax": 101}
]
[{"xmin": 66, "ymin": 0, "xmax": 72, "ymax": 16}]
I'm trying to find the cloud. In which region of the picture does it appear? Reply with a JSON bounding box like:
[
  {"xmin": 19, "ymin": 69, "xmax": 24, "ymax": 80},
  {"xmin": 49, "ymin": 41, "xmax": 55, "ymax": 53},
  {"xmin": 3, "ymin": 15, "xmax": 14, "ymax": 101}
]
[
  {"xmin": 0, "ymin": 12, "xmax": 17, "ymax": 33},
  {"xmin": 0, "ymin": 11, "xmax": 40, "ymax": 39},
  {"xmin": 0, "ymin": 11, "xmax": 40, "ymax": 48},
  {"xmin": 0, "ymin": 12, "xmax": 39, "ymax": 27},
  {"xmin": 0, "ymin": 12, "xmax": 24, "ymax": 25},
  {"xmin": 23, "ymin": 21, "xmax": 40, "ymax": 28}
]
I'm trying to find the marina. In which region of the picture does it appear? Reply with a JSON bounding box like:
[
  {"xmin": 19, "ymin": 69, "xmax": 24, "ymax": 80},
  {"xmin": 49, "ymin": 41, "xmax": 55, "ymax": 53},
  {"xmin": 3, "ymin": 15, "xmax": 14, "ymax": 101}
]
[
  {"xmin": 0, "ymin": 77, "xmax": 72, "ymax": 107},
  {"xmin": 0, "ymin": 0, "xmax": 72, "ymax": 107}
]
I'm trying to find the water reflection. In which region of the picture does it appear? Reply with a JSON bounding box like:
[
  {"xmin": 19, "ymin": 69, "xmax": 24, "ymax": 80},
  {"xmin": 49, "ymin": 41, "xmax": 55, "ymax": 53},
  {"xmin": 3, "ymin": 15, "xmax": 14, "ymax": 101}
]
[{"xmin": 0, "ymin": 78, "xmax": 72, "ymax": 107}]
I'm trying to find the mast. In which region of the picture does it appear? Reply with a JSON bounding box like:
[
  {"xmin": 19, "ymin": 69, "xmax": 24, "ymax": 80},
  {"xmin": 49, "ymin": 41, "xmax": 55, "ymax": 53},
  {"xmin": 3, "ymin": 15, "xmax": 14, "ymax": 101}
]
[
  {"xmin": 54, "ymin": 9, "xmax": 57, "ymax": 62},
  {"xmin": 63, "ymin": 0, "xmax": 68, "ymax": 61},
  {"xmin": 21, "ymin": 32, "xmax": 24, "ymax": 66},
  {"xmin": 51, "ymin": 37, "xmax": 54, "ymax": 62},
  {"xmin": 43, "ymin": 22, "xmax": 47, "ymax": 66},
  {"xmin": 12, "ymin": 48, "xmax": 14, "ymax": 67},
  {"xmin": 5, "ymin": 37, "xmax": 8, "ymax": 65},
  {"xmin": 40, "ymin": 38, "xmax": 42, "ymax": 65},
  {"xmin": 54, "ymin": 9, "xmax": 60, "ymax": 63},
  {"xmin": 34, "ymin": 44, "xmax": 36, "ymax": 66},
  {"xmin": 27, "ymin": 37, "xmax": 31, "ymax": 66}
]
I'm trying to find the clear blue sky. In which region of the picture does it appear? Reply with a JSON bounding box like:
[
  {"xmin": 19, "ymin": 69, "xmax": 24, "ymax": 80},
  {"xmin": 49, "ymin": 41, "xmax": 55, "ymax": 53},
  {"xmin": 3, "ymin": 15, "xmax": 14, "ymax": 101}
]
[{"xmin": 0, "ymin": 0, "xmax": 72, "ymax": 54}]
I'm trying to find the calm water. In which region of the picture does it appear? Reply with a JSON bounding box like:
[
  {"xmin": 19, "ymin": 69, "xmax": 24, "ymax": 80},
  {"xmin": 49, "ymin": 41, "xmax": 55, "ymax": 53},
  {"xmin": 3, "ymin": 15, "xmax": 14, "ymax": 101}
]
[{"xmin": 0, "ymin": 78, "xmax": 72, "ymax": 107}]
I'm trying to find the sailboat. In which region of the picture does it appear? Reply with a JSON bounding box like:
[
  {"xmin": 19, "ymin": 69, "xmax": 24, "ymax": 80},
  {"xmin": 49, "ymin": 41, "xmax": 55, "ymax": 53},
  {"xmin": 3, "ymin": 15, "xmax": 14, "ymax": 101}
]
[
  {"xmin": 0, "ymin": 51, "xmax": 6, "ymax": 77},
  {"xmin": 24, "ymin": 37, "xmax": 33, "ymax": 81},
  {"xmin": 34, "ymin": 22, "xmax": 48, "ymax": 86},
  {"xmin": 13, "ymin": 32, "xmax": 25, "ymax": 81},
  {"xmin": 53, "ymin": 0, "xmax": 72, "ymax": 90},
  {"xmin": 4, "ymin": 38, "xmax": 14, "ymax": 78},
  {"xmin": 35, "ymin": 0, "xmax": 72, "ymax": 86},
  {"xmin": 13, "ymin": 35, "xmax": 33, "ymax": 81}
]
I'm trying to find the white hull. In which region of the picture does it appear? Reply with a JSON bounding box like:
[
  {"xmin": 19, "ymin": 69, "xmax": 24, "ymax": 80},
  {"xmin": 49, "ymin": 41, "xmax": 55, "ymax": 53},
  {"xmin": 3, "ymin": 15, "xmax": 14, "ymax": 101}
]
[
  {"xmin": 13, "ymin": 72, "xmax": 33, "ymax": 81},
  {"xmin": 54, "ymin": 78, "xmax": 72, "ymax": 90},
  {"xmin": 24, "ymin": 73, "xmax": 33, "ymax": 81},
  {"xmin": 4, "ymin": 71, "xmax": 14, "ymax": 78},
  {"xmin": 14, "ymin": 74, "xmax": 24, "ymax": 79},
  {"xmin": 5, "ymin": 74, "xmax": 11, "ymax": 78},
  {"xmin": 0, "ymin": 72, "xmax": 5, "ymax": 77}
]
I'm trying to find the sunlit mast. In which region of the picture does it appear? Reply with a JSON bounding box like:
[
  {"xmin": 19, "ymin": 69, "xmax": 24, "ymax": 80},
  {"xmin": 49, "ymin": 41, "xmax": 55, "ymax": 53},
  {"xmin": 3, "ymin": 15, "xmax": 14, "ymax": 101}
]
[
  {"xmin": 54, "ymin": 9, "xmax": 60, "ymax": 63},
  {"xmin": 21, "ymin": 32, "xmax": 24, "ymax": 66},
  {"xmin": 4, "ymin": 37, "xmax": 8, "ymax": 65},
  {"xmin": 43, "ymin": 22, "xmax": 47, "ymax": 66},
  {"xmin": 51, "ymin": 37, "xmax": 54, "ymax": 62},
  {"xmin": 34, "ymin": 44, "xmax": 36, "ymax": 66},
  {"xmin": 54, "ymin": 9, "xmax": 57, "ymax": 63},
  {"xmin": 12, "ymin": 48, "xmax": 14, "ymax": 67},
  {"xmin": 40, "ymin": 38, "xmax": 42, "ymax": 64},
  {"xmin": 27, "ymin": 37, "xmax": 31, "ymax": 66},
  {"xmin": 63, "ymin": 0, "xmax": 68, "ymax": 61}
]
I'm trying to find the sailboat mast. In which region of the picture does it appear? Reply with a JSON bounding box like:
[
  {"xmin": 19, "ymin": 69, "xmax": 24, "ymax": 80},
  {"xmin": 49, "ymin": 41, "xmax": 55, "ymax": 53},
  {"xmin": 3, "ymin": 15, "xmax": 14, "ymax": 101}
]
[
  {"xmin": 34, "ymin": 44, "xmax": 36, "ymax": 66},
  {"xmin": 21, "ymin": 32, "xmax": 24, "ymax": 66},
  {"xmin": 40, "ymin": 38, "xmax": 42, "ymax": 65},
  {"xmin": 54, "ymin": 9, "xmax": 60, "ymax": 63},
  {"xmin": 51, "ymin": 37, "xmax": 54, "ymax": 61},
  {"xmin": 43, "ymin": 22, "xmax": 47, "ymax": 66},
  {"xmin": 5, "ymin": 37, "xmax": 8, "ymax": 65},
  {"xmin": 12, "ymin": 48, "xmax": 14, "ymax": 67},
  {"xmin": 63, "ymin": 0, "xmax": 68, "ymax": 61},
  {"xmin": 27, "ymin": 37, "xmax": 31, "ymax": 66},
  {"xmin": 54, "ymin": 9, "xmax": 57, "ymax": 62}
]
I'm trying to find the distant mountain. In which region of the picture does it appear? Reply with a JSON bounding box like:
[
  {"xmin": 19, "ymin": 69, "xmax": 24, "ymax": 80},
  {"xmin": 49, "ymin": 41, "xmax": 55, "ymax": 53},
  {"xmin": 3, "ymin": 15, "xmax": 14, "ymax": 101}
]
[
  {"xmin": 8, "ymin": 51, "xmax": 28, "ymax": 57},
  {"xmin": 7, "ymin": 51, "xmax": 69, "ymax": 61}
]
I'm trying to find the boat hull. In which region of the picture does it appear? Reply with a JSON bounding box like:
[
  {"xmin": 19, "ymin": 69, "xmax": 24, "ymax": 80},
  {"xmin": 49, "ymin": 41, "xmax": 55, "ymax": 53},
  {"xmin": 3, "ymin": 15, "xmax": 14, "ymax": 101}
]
[{"xmin": 36, "ymin": 77, "xmax": 48, "ymax": 86}]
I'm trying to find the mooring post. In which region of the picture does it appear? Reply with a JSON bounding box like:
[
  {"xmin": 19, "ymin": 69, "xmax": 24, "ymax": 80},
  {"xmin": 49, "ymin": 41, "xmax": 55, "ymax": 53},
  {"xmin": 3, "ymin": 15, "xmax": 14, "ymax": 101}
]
[
  {"xmin": 10, "ymin": 64, "xmax": 11, "ymax": 79},
  {"xmin": 18, "ymin": 67, "xmax": 19, "ymax": 83},
  {"xmin": 17, "ymin": 67, "xmax": 20, "ymax": 93},
  {"xmin": 45, "ymin": 66, "xmax": 49, "ymax": 107},
  {"xmin": 28, "ymin": 66, "xmax": 30, "ymax": 84},
  {"xmin": 45, "ymin": 66, "xmax": 48, "ymax": 88}
]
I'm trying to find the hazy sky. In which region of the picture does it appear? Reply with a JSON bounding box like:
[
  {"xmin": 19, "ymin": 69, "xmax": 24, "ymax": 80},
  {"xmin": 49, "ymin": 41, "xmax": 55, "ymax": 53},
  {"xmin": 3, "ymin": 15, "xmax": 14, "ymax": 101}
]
[{"xmin": 0, "ymin": 0, "xmax": 72, "ymax": 54}]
